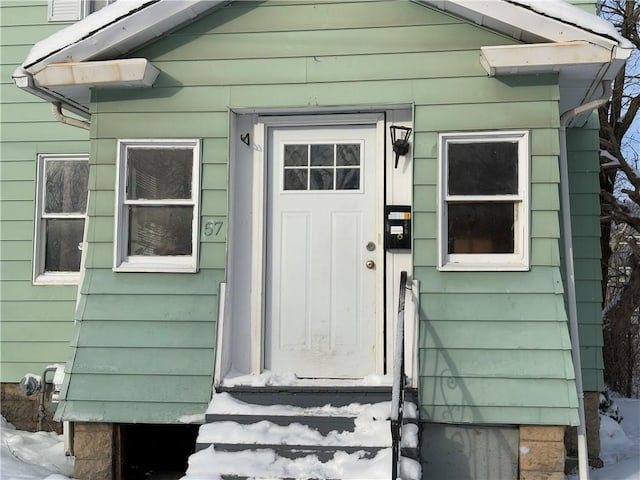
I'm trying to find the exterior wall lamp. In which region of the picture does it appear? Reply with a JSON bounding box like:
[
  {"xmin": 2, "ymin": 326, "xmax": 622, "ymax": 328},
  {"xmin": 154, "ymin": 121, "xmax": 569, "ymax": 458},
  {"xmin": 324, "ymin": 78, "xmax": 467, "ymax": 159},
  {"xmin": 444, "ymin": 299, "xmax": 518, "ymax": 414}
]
[{"xmin": 390, "ymin": 125, "xmax": 412, "ymax": 168}]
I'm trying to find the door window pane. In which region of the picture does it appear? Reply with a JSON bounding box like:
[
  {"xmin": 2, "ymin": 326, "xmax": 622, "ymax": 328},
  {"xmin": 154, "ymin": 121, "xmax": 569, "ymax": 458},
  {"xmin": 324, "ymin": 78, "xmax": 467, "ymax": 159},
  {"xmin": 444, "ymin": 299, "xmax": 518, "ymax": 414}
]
[
  {"xmin": 336, "ymin": 168, "xmax": 360, "ymax": 190},
  {"xmin": 336, "ymin": 144, "xmax": 360, "ymax": 166},
  {"xmin": 310, "ymin": 144, "xmax": 334, "ymax": 166},
  {"xmin": 284, "ymin": 169, "xmax": 307, "ymax": 190},
  {"xmin": 284, "ymin": 145, "xmax": 308, "ymax": 166},
  {"xmin": 310, "ymin": 168, "xmax": 334, "ymax": 190}
]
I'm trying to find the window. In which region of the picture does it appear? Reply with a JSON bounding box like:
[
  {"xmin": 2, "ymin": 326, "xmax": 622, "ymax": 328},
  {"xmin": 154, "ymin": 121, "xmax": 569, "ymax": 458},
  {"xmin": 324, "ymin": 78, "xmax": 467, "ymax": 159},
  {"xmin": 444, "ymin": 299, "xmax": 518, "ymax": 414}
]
[
  {"xmin": 114, "ymin": 140, "xmax": 200, "ymax": 272},
  {"xmin": 282, "ymin": 143, "xmax": 362, "ymax": 191},
  {"xmin": 34, "ymin": 154, "xmax": 89, "ymax": 284},
  {"xmin": 48, "ymin": 0, "xmax": 116, "ymax": 22},
  {"xmin": 439, "ymin": 131, "xmax": 529, "ymax": 271}
]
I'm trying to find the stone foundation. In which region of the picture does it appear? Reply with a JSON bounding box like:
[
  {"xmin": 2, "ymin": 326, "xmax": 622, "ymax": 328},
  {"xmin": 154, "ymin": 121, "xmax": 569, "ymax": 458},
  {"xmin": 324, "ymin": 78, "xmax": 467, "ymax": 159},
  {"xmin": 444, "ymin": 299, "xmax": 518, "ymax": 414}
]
[
  {"xmin": 564, "ymin": 391, "xmax": 602, "ymax": 469},
  {"xmin": 519, "ymin": 425, "xmax": 566, "ymax": 480},
  {"xmin": 0, "ymin": 383, "xmax": 61, "ymax": 433},
  {"xmin": 73, "ymin": 423, "xmax": 115, "ymax": 480}
]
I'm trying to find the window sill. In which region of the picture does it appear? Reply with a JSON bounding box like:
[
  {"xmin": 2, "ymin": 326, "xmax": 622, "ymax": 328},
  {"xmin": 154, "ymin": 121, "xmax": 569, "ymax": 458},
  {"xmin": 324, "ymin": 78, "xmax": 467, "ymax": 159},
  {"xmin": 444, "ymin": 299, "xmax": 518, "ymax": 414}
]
[
  {"xmin": 438, "ymin": 261, "xmax": 530, "ymax": 272},
  {"xmin": 33, "ymin": 272, "xmax": 80, "ymax": 285},
  {"xmin": 114, "ymin": 257, "xmax": 198, "ymax": 273}
]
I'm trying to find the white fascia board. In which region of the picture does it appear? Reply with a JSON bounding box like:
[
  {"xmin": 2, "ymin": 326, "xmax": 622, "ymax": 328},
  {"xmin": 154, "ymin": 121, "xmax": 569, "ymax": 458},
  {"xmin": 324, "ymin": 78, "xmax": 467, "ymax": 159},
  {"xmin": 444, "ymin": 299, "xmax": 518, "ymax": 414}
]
[
  {"xmin": 480, "ymin": 41, "xmax": 612, "ymax": 76},
  {"xmin": 33, "ymin": 59, "xmax": 160, "ymax": 88},
  {"xmin": 20, "ymin": 0, "xmax": 226, "ymax": 75},
  {"xmin": 419, "ymin": 0, "xmax": 623, "ymax": 51}
]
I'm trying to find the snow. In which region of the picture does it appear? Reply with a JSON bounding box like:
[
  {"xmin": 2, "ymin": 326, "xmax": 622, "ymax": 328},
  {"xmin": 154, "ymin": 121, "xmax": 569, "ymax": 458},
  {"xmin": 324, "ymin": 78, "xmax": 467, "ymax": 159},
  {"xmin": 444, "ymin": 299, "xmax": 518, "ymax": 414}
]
[
  {"xmin": 512, "ymin": 0, "xmax": 633, "ymax": 49},
  {"xmin": 2, "ymin": 398, "xmax": 638, "ymax": 479},
  {"xmin": 566, "ymin": 397, "xmax": 640, "ymax": 480},
  {"xmin": 184, "ymin": 447, "xmax": 421, "ymax": 480},
  {"xmin": 15, "ymin": 0, "xmax": 632, "ymax": 78},
  {"xmin": 0, "ymin": 416, "xmax": 73, "ymax": 480},
  {"xmin": 221, "ymin": 370, "xmax": 392, "ymax": 387},
  {"xmin": 18, "ymin": 0, "xmax": 152, "ymax": 71},
  {"xmin": 206, "ymin": 392, "xmax": 417, "ymax": 419}
]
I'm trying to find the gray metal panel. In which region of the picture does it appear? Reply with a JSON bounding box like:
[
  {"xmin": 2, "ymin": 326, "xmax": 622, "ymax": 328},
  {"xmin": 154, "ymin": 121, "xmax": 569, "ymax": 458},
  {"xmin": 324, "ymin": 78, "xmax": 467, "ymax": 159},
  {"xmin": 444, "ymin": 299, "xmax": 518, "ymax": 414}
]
[{"xmin": 421, "ymin": 423, "xmax": 518, "ymax": 480}]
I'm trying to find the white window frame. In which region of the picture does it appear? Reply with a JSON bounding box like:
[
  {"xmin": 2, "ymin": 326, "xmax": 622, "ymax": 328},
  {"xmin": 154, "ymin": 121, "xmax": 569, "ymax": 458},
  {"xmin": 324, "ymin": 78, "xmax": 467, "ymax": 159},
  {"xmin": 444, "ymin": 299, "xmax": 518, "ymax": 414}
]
[
  {"xmin": 114, "ymin": 139, "xmax": 201, "ymax": 273},
  {"xmin": 33, "ymin": 154, "xmax": 89, "ymax": 285},
  {"xmin": 438, "ymin": 131, "xmax": 530, "ymax": 271}
]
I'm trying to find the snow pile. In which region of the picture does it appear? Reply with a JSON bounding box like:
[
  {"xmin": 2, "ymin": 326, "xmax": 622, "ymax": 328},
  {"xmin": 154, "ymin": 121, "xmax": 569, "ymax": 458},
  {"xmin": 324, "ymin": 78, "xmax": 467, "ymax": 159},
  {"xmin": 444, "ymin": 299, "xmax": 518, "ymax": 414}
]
[
  {"xmin": 206, "ymin": 392, "xmax": 417, "ymax": 419},
  {"xmin": 221, "ymin": 370, "xmax": 392, "ymax": 387},
  {"xmin": 184, "ymin": 446, "xmax": 420, "ymax": 480},
  {"xmin": 0, "ymin": 416, "xmax": 73, "ymax": 480},
  {"xmin": 567, "ymin": 397, "xmax": 640, "ymax": 480},
  {"xmin": 183, "ymin": 392, "xmax": 421, "ymax": 479}
]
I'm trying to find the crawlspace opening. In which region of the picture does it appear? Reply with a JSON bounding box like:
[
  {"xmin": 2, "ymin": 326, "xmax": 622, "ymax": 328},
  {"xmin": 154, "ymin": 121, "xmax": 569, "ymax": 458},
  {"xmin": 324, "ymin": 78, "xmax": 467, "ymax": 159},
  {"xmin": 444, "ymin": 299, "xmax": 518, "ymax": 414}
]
[{"xmin": 117, "ymin": 423, "xmax": 199, "ymax": 480}]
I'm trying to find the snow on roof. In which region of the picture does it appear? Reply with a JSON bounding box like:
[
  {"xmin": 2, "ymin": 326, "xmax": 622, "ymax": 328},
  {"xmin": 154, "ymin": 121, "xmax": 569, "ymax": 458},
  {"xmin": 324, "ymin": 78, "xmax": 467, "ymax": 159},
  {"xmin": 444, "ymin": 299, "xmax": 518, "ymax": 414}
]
[
  {"xmin": 18, "ymin": 0, "xmax": 631, "ymax": 74},
  {"xmin": 21, "ymin": 0, "xmax": 156, "ymax": 70},
  {"xmin": 510, "ymin": 0, "xmax": 633, "ymax": 49}
]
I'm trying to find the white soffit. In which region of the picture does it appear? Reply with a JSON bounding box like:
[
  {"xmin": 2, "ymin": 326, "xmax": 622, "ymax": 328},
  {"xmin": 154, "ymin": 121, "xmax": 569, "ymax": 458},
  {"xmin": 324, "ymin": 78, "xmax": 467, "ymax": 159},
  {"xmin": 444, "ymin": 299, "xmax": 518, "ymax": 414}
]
[
  {"xmin": 480, "ymin": 41, "xmax": 613, "ymax": 76},
  {"xmin": 34, "ymin": 59, "xmax": 160, "ymax": 88}
]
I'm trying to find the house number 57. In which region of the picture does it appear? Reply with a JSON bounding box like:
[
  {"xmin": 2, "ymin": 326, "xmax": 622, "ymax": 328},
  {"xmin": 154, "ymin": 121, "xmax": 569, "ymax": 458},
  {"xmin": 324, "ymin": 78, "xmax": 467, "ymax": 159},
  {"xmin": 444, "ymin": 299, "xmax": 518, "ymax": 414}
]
[{"xmin": 204, "ymin": 220, "xmax": 224, "ymax": 237}]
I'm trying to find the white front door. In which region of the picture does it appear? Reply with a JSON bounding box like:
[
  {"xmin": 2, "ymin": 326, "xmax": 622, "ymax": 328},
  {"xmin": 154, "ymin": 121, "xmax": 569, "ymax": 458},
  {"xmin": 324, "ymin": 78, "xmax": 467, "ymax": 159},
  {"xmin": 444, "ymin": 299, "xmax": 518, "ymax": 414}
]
[{"xmin": 265, "ymin": 123, "xmax": 381, "ymax": 378}]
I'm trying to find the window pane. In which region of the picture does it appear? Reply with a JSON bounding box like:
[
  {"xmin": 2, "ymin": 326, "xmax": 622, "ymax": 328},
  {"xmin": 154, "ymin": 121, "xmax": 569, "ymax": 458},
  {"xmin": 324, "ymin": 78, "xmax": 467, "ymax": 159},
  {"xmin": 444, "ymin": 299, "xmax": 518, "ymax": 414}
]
[
  {"xmin": 448, "ymin": 142, "xmax": 518, "ymax": 195},
  {"xmin": 448, "ymin": 203, "xmax": 515, "ymax": 254},
  {"xmin": 336, "ymin": 168, "xmax": 360, "ymax": 190},
  {"xmin": 128, "ymin": 206, "xmax": 193, "ymax": 256},
  {"xmin": 310, "ymin": 168, "xmax": 334, "ymax": 190},
  {"xmin": 336, "ymin": 144, "xmax": 360, "ymax": 166},
  {"xmin": 284, "ymin": 145, "xmax": 308, "ymax": 167},
  {"xmin": 284, "ymin": 169, "xmax": 307, "ymax": 190},
  {"xmin": 127, "ymin": 149, "xmax": 192, "ymax": 200},
  {"xmin": 45, "ymin": 160, "xmax": 89, "ymax": 214},
  {"xmin": 44, "ymin": 218, "xmax": 84, "ymax": 271},
  {"xmin": 310, "ymin": 144, "xmax": 334, "ymax": 166}
]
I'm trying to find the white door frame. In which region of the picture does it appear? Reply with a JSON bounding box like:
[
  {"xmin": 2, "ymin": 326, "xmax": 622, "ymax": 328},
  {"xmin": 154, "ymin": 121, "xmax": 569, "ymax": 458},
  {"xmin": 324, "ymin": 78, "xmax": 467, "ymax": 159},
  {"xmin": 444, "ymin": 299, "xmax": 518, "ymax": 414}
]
[
  {"xmin": 250, "ymin": 113, "xmax": 386, "ymax": 376},
  {"xmin": 219, "ymin": 107, "xmax": 416, "ymax": 385}
]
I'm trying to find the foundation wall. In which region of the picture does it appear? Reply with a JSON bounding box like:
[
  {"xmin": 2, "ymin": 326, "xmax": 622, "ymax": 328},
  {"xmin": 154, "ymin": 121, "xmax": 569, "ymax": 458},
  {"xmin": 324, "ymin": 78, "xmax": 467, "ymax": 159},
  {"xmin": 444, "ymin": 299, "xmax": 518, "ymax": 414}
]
[
  {"xmin": 73, "ymin": 422, "xmax": 115, "ymax": 480},
  {"xmin": 0, "ymin": 383, "xmax": 61, "ymax": 433},
  {"xmin": 519, "ymin": 425, "xmax": 566, "ymax": 480}
]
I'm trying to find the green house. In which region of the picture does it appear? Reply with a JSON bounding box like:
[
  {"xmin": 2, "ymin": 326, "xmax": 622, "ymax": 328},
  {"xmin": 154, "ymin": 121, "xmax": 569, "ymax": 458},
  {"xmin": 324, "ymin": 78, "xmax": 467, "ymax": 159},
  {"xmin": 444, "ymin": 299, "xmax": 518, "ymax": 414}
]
[{"xmin": 1, "ymin": 0, "xmax": 631, "ymax": 478}]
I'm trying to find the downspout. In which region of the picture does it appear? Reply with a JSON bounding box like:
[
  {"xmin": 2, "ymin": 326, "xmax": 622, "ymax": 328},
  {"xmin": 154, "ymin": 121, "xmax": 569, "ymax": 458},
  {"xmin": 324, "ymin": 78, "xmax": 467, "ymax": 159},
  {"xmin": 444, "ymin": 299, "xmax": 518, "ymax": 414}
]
[
  {"xmin": 559, "ymin": 82, "xmax": 611, "ymax": 480},
  {"xmin": 52, "ymin": 102, "xmax": 90, "ymax": 130}
]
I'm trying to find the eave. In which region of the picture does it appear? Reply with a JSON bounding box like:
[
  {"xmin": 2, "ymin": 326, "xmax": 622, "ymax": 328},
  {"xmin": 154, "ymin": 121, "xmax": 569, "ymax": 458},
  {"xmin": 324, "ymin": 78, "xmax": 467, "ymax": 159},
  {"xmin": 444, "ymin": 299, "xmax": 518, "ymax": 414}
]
[{"xmin": 12, "ymin": 0, "xmax": 633, "ymax": 125}]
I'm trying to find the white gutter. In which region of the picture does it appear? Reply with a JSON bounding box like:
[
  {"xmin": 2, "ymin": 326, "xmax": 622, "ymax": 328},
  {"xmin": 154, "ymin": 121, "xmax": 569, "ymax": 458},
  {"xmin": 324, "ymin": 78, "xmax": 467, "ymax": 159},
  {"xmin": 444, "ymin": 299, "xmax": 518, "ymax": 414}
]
[{"xmin": 558, "ymin": 82, "xmax": 612, "ymax": 480}]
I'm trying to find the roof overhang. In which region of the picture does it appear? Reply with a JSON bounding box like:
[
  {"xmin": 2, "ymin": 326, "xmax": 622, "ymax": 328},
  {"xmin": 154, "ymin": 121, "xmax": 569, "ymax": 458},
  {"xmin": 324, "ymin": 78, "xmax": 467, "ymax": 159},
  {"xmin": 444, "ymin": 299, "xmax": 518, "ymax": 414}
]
[
  {"xmin": 12, "ymin": 0, "xmax": 633, "ymax": 125},
  {"xmin": 419, "ymin": 1, "xmax": 632, "ymax": 126},
  {"xmin": 12, "ymin": 0, "xmax": 228, "ymax": 118}
]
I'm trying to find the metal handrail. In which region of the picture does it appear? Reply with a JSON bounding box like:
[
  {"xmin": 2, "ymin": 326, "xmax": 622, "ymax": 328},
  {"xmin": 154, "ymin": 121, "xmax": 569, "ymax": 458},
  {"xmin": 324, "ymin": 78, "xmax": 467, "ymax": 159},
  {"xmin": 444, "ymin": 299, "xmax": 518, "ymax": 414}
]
[{"xmin": 391, "ymin": 271, "xmax": 408, "ymax": 480}]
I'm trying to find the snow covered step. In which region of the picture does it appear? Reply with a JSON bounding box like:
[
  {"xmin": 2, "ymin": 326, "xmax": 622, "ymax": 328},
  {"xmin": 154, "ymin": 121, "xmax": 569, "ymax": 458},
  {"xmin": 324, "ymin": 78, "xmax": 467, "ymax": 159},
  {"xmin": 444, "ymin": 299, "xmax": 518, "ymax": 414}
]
[
  {"xmin": 215, "ymin": 385, "xmax": 418, "ymax": 408},
  {"xmin": 202, "ymin": 414, "xmax": 357, "ymax": 435},
  {"xmin": 183, "ymin": 445, "xmax": 422, "ymax": 480},
  {"xmin": 181, "ymin": 388, "xmax": 422, "ymax": 479},
  {"xmin": 200, "ymin": 443, "xmax": 384, "ymax": 461}
]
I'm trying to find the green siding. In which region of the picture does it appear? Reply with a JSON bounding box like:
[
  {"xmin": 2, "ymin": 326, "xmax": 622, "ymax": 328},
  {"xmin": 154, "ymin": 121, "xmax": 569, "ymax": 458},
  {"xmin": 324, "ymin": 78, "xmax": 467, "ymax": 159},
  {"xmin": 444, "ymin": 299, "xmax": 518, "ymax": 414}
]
[
  {"xmin": 48, "ymin": 0, "xmax": 584, "ymax": 426},
  {"xmin": 0, "ymin": 1, "xmax": 87, "ymax": 383},
  {"xmin": 565, "ymin": 113, "xmax": 605, "ymax": 392}
]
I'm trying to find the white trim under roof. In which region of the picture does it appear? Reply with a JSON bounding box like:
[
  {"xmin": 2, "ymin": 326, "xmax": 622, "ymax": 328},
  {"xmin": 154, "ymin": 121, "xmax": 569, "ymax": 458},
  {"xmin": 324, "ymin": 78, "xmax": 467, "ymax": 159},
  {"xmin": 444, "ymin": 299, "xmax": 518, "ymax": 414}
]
[
  {"xmin": 12, "ymin": 0, "xmax": 632, "ymax": 123},
  {"xmin": 480, "ymin": 41, "xmax": 614, "ymax": 76}
]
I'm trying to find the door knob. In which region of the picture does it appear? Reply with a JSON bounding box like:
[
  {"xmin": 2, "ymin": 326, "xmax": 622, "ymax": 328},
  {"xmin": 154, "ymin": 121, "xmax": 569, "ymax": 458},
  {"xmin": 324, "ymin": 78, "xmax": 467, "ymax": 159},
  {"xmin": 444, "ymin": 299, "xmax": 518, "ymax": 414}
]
[{"xmin": 365, "ymin": 260, "xmax": 375, "ymax": 269}]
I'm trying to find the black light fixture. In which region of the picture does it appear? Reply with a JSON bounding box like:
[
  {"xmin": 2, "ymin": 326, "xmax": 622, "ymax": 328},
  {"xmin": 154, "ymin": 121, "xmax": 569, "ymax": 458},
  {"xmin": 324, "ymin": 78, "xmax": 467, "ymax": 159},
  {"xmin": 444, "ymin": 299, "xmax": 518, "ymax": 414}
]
[{"xmin": 390, "ymin": 125, "xmax": 412, "ymax": 168}]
